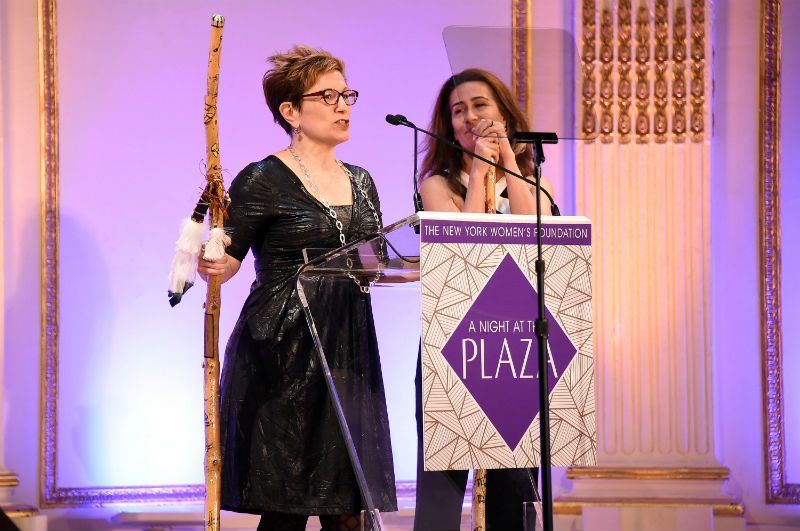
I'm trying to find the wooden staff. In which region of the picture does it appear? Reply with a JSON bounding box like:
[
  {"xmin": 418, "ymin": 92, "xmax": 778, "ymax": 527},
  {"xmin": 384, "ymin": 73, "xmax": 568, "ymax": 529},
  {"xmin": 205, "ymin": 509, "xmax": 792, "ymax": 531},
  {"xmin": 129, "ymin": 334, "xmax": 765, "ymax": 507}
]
[
  {"xmin": 202, "ymin": 14, "xmax": 225, "ymax": 531},
  {"xmin": 484, "ymin": 159, "xmax": 497, "ymax": 215},
  {"xmin": 472, "ymin": 468, "xmax": 487, "ymax": 531},
  {"xmin": 472, "ymin": 157, "xmax": 496, "ymax": 531}
]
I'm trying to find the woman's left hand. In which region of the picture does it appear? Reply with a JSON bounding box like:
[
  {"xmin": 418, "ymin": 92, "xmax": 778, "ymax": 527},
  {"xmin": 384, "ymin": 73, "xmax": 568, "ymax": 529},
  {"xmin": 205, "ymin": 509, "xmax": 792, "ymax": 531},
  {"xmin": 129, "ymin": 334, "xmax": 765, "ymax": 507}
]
[{"xmin": 471, "ymin": 119, "xmax": 514, "ymax": 164}]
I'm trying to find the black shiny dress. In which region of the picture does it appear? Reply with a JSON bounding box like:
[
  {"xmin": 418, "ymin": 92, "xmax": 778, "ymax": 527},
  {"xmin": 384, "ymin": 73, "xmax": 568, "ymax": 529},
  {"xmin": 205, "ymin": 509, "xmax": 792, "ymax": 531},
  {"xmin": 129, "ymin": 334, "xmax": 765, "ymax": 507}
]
[{"xmin": 219, "ymin": 155, "xmax": 397, "ymax": 515}]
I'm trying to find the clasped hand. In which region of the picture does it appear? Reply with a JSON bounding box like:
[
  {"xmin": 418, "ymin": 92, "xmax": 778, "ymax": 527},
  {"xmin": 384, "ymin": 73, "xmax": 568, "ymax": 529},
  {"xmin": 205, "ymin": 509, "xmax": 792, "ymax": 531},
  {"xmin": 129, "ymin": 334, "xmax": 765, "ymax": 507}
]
[{"xmin": 470, "ymin": 119, "xmax": 513, "ymax": 175}]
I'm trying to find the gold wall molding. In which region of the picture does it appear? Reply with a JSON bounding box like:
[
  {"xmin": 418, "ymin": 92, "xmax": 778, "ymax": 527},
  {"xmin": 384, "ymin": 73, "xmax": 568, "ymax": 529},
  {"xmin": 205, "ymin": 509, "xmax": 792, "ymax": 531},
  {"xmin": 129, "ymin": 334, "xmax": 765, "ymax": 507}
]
[
  {"xmin": 554, "ymin": 498, "xmax": 744, "ymax": 517},
  {"xmin": 672, "ymin": 3, "xmax": 688, "ymax": 142},
  {"xmin": 653, "ymin": 0, "xmax": 669, "ymax": 142},
  {"xmin": 617, "ymin": 0, "xmax": 633, "ymax": 143},
  {"xmin": 581, "ymin": 0, "xmax": 598, "ymax": 140},
  {"xmin": 581, "ymin": 0, "xmax": 708, "ymax": 144},
  {"xmin": 567, "ymin": 467, "xmax": 729, "ymax": 481},
  {"xmin": 599, "ymin": 5, "xmax": 614, "ymax": 142},
  {"xmin": 34, "ymin": 0, "xmax": 219, "ymax": 507},
  {"xmin": 689, "ymin": 0, "xmax": 705, "ymax": 141},
  {"xmin": 0, "ymin": 473, "xmax": 20, "ymax": 488},
  {"xmin": 1, "ymin": 505, "xmax": 40, "ymax": 519},
  {"xmin": 634, "ymin": 3, "xmax": 650, "ymax": 142},
  {"xmin": 37, "ymin": 0, "xmax": 61, "ymax": 509},
  {"xmin": 759, "ymin": 0, "xmax": 799, "ymax": 505},
  {"xmin": 512, "ymin": 0, "xmax": 533, "ymax": 118}
]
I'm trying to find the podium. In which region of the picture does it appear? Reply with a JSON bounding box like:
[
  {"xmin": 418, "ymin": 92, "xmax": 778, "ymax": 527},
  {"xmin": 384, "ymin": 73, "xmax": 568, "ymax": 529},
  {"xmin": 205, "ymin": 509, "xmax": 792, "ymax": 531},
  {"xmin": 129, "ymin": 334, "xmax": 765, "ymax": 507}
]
[
  {"xmin": 418, "ymin": 211, "xmax": 596, "ymax": 471},
  {"xmin": 295, "ymin": 212, "xmax": 596, "ymax": 528}
]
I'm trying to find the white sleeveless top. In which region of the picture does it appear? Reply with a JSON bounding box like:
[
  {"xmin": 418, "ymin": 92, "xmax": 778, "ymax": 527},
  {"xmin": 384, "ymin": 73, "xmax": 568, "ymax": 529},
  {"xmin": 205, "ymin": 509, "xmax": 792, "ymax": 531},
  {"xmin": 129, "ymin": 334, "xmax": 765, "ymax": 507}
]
[{"xmin": 458, "ymin": 171, "xmax": 511, "ymax": 214}]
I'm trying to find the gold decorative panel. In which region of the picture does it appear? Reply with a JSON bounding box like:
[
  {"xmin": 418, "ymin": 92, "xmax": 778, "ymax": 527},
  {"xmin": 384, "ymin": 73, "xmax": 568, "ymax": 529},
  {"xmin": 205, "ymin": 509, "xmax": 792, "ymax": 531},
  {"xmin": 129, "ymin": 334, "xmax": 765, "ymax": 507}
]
[
  {"xmin": 690, "ymin": 0, "xmax": 705, "ymax": 141},
  {"xmin": 581, "ymin": 0, "xmax": 598, "ymax": 139},
  {"xmin": 580, "ymin": 0, "xmax": 708, "ymax": 144},
  {"xmin": 599, "ymin": 5, "xmax": 614, "ymax": 142},
  {"xmin": 672, "ymin": 3, "xmax": 687, "ymax": 142},
  {"xmin": 634, "ymin": 3, "xmax": 650, "ymax": 142},
  {"xmin": 617, "ymin": 0, "xmax": 633, "ymax": 143},
  {"xmin": 574, "ymin": 0, "xmax": 714, "ymax": 465}
]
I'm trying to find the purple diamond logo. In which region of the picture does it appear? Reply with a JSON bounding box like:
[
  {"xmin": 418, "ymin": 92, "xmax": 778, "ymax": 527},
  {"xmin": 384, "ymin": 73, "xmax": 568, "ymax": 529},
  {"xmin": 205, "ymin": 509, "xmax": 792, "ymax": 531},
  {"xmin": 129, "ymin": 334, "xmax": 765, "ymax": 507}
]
[{"xmin": 441, "ymin": 254, "xmax": 576, "ymax": 450}]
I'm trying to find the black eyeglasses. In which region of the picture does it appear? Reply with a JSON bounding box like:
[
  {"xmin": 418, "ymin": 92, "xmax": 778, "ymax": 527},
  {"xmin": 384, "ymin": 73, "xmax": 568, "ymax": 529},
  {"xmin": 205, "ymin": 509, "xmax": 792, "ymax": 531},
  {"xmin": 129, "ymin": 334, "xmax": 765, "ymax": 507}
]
[{"xmin": 301, "ymin": 88, "xmax": 359, "ymax": 106}]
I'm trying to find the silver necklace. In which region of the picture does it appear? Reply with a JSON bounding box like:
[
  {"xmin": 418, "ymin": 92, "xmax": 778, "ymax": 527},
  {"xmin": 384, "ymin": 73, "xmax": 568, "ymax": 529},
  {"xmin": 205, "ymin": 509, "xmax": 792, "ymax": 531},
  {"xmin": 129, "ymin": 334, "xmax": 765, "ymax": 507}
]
[
  {"xmin": 288, "ymin": 146, "xmax": 383, "ymax": 293},
  {"xmin": 288, "ymin": 146, "xmax": 380, "ymax": 245}
]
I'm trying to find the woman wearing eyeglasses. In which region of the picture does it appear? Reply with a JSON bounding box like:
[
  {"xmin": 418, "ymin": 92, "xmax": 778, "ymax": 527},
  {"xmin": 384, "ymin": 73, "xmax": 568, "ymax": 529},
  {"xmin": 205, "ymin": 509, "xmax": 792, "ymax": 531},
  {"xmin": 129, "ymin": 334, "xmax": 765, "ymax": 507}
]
[{"xmin": 198, "ymin": 46, "xmax": 396, "ymax": 531}]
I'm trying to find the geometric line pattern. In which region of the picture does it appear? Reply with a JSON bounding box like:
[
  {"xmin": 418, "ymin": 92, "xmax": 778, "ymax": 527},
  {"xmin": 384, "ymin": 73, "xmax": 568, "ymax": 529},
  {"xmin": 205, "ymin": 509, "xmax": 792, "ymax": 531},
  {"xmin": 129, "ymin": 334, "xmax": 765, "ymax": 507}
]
[{"xmin": 421, "ymin": 240, "xmax": 596, "ymax": 470}]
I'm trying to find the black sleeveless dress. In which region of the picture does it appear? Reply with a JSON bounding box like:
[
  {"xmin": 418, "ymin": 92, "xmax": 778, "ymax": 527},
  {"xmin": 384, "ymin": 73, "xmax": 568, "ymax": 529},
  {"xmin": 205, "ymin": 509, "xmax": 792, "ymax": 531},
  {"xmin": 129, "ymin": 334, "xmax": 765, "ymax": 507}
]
[{"xmin": 219, "ymin": 155, "xmax": 397, "ymax": 515}]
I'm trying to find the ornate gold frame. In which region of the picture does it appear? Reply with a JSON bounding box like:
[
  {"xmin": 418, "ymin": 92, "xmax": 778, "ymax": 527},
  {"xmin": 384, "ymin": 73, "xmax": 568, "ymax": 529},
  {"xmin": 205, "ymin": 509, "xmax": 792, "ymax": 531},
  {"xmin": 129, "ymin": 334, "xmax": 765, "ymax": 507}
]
[
  {"xmin": 760, "ymin": 0, "xmax": 799, "ymax": 505},
  {"xmin": 35, "ymin": 0, "xmax": 212, "ymax": 507},
  {"xmin": 35, "ymin": 0, "xmax": 543, "ymax": 508}
]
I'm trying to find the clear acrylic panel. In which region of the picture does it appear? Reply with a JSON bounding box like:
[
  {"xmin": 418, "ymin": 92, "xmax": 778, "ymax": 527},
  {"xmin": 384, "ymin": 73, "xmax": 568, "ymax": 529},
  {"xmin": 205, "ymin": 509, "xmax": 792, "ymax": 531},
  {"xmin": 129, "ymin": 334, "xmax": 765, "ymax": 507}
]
[
  {"xmin": 295, "ymin": 215, "xmax": 420, "ymax": 529},
  {"xmin": 442, "ymin": 26, "xmax": 594, "ymax": 141}
]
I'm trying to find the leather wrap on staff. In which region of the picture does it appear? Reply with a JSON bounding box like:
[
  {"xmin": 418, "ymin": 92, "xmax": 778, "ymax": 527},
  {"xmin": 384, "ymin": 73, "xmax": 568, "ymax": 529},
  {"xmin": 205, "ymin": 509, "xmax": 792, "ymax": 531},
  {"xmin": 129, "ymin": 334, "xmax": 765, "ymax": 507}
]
[{"xmin": 203, "ymin": 14, "xmax": 225, "ymax": 531}]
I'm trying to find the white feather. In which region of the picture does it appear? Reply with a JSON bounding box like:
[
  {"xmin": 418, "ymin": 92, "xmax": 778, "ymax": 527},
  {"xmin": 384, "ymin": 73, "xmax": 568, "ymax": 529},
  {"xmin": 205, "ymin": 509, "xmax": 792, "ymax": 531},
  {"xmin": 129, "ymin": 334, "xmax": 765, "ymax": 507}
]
[
  {"xmin": 168, "ymin": 218, "xmax": 205, "ymax": 295},
  {"xmin": 203, "ymin": 227, "xmax": 231, "ymax": 260}
]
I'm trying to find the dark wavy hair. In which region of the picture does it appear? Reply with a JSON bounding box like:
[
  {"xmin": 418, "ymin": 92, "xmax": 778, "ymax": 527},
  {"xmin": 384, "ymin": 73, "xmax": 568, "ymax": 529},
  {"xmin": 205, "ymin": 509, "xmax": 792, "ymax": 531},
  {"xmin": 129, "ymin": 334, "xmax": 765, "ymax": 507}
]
[{"xmin": 419, "ymin": 68, "xmax": 534, "ymax": 198}]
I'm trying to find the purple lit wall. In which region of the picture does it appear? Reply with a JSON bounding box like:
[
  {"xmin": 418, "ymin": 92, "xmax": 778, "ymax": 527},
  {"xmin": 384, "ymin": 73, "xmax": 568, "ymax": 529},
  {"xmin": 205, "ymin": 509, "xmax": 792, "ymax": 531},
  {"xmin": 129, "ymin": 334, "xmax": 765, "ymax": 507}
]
[
  {"xmin": 4, "ymin": 0, "xmax": 800, "ymax": 527},
  {"xmin": 50, "ymin": 0, "xmax": 516, "ymax": 490}
]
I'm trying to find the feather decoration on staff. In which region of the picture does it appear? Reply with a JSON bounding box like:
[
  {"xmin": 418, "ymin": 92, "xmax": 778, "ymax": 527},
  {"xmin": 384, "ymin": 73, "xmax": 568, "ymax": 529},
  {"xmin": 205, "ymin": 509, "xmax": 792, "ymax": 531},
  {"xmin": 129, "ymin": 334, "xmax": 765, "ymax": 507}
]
[
  {"xmin": 168, "ymin": 173, "xmax": 230, "ymax": 306},
  {"xmin": 168, "ymin": 217, "xmax": 205, "ymax": 304},
  {"xmin": 167, "ymin": 14, "xmax": 227, "ymax": 531}
]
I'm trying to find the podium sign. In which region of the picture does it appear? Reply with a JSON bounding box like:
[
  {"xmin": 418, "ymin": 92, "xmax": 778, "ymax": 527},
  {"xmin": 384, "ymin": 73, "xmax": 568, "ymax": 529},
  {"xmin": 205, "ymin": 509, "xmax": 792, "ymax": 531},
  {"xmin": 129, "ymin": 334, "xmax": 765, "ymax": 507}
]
[{"xmin": 419, "ymin": 212, "xmax": 596, "ymax": 470}]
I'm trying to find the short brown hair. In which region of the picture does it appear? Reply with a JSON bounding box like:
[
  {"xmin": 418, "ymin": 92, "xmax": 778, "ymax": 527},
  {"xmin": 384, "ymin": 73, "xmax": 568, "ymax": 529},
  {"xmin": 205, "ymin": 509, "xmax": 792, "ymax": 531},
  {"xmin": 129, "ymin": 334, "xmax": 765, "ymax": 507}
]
[
  {"xmin": 262, "ymin": 45, "xmax": 346, "ymax": 135},
  {"xmin": 420, "ymin": 68, "xmax": 534, "ymax": 198}
]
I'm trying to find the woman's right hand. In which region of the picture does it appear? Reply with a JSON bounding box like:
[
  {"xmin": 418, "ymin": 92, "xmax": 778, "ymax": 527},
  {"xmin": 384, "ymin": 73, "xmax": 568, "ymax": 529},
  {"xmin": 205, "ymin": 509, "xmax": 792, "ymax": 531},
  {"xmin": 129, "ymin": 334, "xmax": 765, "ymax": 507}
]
[
  {"xmin": 197, "ymin": 253, "xmax": 241, "ymax": 284},
  {"xmin": 468, "ymin": 119, "xmax": 504, "ymax": 178}
]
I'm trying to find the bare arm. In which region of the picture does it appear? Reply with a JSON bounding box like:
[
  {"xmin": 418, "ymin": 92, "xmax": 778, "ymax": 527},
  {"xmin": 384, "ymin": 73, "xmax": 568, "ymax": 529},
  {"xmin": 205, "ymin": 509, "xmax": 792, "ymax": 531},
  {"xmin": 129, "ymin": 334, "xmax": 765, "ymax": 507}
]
[
  {"xmin": 420, "ymin": 171, "xmax": 490, "ymax": 215},
  {"xmin": 198, "ymin": 253, "xmax": 242, "ymax": 285},
  {"xmin": 420, "ymin": 175, "xmax": 464, "ymax": 213}
]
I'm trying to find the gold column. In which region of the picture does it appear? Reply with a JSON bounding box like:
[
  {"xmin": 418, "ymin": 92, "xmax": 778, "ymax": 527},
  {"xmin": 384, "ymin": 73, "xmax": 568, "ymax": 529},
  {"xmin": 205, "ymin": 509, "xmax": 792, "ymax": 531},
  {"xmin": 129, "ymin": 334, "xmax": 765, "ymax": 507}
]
[{"xmin": 558, "ymin": 0, "xmax": 744, "ymax": 528}]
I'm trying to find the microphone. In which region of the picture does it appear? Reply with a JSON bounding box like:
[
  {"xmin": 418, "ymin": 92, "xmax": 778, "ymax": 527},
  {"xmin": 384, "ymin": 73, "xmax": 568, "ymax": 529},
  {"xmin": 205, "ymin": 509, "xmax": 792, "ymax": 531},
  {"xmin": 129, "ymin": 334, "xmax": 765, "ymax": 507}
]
[
  {"xmin": 387, "ymin": 114, "xmax": 424, "ymax": 228},
  {"xmin": 385, "ymin": 114, "xmax": 405, "ymax": 126},
  {"xmin": 386, "ymin": 112, "xmax": 561, "ymax": 216}
]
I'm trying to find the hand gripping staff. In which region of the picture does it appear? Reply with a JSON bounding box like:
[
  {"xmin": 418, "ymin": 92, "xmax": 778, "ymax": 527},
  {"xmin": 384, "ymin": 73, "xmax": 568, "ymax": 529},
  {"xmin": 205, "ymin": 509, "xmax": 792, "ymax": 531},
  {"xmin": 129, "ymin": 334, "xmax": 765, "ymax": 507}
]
[{"xmin": 166, "ymin": 14, "xmax": 228, "ymax": 531}]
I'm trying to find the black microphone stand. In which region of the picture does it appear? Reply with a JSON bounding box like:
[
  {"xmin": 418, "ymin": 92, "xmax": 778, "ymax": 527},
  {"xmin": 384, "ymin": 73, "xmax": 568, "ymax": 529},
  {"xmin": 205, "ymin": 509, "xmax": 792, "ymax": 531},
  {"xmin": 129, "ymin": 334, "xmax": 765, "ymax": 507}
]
[
  {"xmin": 412, "ymin": 127, "xmax": 423, "ymax": 233},
  {"xmin": 514, "ymin": 132, "xmax": 557, "ymax": 531},
  {"xmin": 388, "ymin": 114, "xmax": 559, "ymax": 531}
]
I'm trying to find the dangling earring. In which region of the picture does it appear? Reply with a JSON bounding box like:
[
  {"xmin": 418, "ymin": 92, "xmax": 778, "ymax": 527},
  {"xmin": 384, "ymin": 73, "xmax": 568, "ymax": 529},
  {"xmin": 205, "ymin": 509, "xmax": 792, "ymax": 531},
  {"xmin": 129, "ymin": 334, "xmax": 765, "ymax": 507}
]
[{"xmin": 292, "ymin": 126, "xmax": 301, "ymax": 137}]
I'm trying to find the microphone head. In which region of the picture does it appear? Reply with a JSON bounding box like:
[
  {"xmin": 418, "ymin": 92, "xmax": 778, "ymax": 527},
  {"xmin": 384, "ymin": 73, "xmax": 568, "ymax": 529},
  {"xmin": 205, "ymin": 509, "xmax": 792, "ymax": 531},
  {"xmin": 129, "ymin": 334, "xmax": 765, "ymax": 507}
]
[
  {"xmin": 385, "ymin": 114, "xmax": 403, "ymax": 126},
  {"xmin": 395, "ymin": 115, "xmax": 415, "ymax": 127}
]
